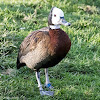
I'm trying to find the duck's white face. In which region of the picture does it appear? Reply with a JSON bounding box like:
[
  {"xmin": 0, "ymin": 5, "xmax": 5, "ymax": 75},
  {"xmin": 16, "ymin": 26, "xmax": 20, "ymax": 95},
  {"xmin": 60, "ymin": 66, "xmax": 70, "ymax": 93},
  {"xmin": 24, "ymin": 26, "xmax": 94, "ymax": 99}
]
[
  {"xmin": 52, "ymin": 8, "xmax": 64, "ymax": 25},
  {"xmin": 51, "ymin": 7, "xmax": 71, "ymax": 26}
]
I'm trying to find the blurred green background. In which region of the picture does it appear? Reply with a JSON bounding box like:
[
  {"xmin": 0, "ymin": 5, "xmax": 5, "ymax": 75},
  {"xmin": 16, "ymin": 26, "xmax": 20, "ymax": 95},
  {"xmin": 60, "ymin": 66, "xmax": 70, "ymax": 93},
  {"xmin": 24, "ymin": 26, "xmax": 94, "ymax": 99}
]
[{"xmin": 0, "ymin": 0, "xmax": 100, "ymax": 100}]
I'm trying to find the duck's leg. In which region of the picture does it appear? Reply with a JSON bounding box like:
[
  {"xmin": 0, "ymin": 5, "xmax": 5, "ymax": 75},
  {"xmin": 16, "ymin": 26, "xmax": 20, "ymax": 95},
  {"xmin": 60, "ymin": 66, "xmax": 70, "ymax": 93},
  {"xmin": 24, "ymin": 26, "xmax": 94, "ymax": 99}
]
[
  {"xmin": 36, "ymin": 71, "xmax": 54, "ymax": 96},
  {"xmin": 45, "ymin": 68, "xmax": 54, "ymax": 89},
  {"xmin": 36, "ymin": 71, "xmax": 43, "ymax": 91}
]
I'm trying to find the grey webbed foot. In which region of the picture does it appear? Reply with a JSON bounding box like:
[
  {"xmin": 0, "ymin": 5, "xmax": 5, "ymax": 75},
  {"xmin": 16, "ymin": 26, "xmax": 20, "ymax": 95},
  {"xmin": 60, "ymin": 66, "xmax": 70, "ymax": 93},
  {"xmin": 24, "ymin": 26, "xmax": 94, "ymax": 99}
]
[{"xmin": 40, "ymin": 90, "xmax": 54, "ymax": 96}]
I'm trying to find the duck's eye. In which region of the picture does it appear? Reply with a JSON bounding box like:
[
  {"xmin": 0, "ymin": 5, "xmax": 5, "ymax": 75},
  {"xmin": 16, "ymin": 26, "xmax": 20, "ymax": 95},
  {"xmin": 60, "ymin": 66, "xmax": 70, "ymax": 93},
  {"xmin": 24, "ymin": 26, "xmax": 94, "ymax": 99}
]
[{"xmin": 54, "ymin": 14, "xmax": 56, "ymax": 17}]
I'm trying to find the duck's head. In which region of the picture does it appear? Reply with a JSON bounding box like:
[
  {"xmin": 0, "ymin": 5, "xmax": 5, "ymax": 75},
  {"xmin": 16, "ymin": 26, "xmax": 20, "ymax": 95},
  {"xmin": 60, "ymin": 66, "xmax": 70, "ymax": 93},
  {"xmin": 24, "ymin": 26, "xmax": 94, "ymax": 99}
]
[{"xmin": 48, "ymin": 7, "xmax": 71, "ymax": 29}]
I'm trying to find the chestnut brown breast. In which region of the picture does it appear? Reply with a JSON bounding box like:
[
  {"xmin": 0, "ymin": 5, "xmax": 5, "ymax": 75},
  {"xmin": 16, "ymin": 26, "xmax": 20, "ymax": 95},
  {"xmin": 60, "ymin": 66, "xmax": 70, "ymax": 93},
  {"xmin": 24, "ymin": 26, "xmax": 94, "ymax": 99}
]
[
  {"xmin": 45, "ymin": 29, "xmax": 71, "ymax": 67},
  {"xmin": 17, "ymin": 27, "xmax": 71, "ymax": 71},
  {"xmin": 49, "ymin": 29, "xmax": 71, "ymax": 56}
]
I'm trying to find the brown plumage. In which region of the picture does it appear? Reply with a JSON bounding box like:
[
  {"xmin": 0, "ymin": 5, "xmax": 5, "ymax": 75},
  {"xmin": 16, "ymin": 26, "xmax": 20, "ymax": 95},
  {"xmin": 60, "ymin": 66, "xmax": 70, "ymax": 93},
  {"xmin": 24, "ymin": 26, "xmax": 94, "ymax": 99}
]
[
  {"xmin": 17, "ymin": 27, "xmax": 71, "ymax": 71},
  {"xmin": 17, "ymin": 7, "xmax": 72, "ymax": 96}
]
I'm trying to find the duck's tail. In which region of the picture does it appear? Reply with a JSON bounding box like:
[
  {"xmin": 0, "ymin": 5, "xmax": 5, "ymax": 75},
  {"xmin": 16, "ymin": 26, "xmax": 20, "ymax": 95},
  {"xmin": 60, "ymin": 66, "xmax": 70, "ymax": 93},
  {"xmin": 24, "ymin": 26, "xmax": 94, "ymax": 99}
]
[{"xmin": 16, "ymin": 57, "xmax": 25, "ymax": 69}]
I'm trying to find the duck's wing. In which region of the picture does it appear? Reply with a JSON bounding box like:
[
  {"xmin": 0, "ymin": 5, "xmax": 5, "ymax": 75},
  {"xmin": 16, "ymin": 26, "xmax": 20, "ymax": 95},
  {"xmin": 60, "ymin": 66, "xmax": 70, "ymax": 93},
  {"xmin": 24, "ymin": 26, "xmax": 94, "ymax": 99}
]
[{"xmin": 17, "ymin": 27, "xmax": 50, "ymax": 69}]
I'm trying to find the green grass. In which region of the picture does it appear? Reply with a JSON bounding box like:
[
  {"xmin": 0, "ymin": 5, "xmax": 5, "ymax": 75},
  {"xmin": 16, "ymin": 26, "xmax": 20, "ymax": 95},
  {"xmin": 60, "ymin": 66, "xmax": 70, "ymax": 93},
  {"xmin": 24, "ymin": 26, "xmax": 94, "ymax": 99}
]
[{"xmin": 0, "ymin": 0, "xmax": 100, "ymax": 100}]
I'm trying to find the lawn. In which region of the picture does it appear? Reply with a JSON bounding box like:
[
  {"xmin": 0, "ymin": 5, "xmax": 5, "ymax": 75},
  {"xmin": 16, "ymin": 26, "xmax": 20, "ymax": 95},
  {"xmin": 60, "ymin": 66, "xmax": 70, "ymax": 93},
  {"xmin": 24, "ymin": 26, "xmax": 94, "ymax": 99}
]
[{"xmin": 0, "ymin": 0, "xmax": 100, "ymax": 100}]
